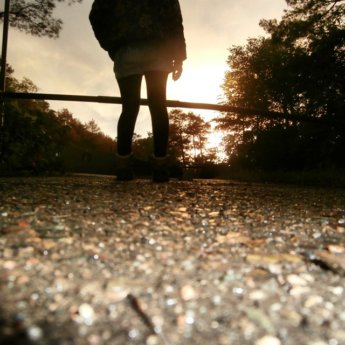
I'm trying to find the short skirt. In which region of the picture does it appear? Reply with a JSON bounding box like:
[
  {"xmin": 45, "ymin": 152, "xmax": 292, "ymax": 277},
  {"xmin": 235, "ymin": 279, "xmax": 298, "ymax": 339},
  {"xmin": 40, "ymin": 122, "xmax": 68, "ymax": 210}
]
[{"xmin": 113, "ymin": 40, "xmax": 173, "ymax": 79}]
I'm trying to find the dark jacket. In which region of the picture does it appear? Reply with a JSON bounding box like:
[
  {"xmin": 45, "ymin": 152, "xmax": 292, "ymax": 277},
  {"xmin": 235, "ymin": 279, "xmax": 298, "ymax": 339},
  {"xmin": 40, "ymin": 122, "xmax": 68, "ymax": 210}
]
[{"xmin": 89, "ymin": 0, "xmax": 187, "ymax": 61}]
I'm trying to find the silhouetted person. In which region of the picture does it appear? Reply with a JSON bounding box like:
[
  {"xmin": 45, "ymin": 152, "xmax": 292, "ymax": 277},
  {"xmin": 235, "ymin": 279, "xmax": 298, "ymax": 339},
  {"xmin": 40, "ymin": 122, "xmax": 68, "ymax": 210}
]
[{"xmin": 89, "ymin": 0, "xmax": 187, "ymax": 182}]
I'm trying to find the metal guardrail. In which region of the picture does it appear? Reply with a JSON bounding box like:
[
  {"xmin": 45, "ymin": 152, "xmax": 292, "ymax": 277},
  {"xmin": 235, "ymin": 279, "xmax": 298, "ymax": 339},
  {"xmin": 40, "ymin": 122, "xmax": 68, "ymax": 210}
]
[{"xmin": 2, "ymin": 91, "xmax": 341, "ymax": 126}]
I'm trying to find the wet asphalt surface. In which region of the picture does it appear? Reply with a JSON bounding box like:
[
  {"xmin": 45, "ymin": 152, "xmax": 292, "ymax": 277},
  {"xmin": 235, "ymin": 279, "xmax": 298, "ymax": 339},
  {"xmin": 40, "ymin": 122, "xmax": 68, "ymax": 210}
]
[{"xmin": 0, "ymin": 175, "xmax": 344, "ymax": 345}]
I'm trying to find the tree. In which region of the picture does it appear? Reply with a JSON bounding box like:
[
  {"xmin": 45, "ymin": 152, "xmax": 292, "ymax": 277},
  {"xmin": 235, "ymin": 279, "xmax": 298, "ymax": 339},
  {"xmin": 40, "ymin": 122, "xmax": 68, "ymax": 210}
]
[
  {"xmin": 1, "ymin": 65, "xmax": 116, "ymax": 174},
  {"xmin": 217, "ymin": 0, "xmax": 345, "ymax": 170},
  {"xmin": 169, "ymin": 109, "xmax": 190, "ymax": 164},
  {"xmin": 84, "ymin": 119, "xmax": 101, "ymax": 135},
  {"xmin": 169, "ymin": 109, "xmax": 212, "ymax": 165},
  {"xmin": 221, "ymin": 0, "xmax": 344, "ymax": 121},
  {"xmin": 56, "ymin": 109, "xmax": 116, "ymax": 174},
  {"xmin": 0, "ymin": 0, "xmax": 82, "ymax": 38},
  {"xmin": 184, "ymin": 112, "xmax": 211, "ymax": 164},
  {"xmin": 2, "ymin": 67, "xmax": 66, "ymax": 172},
  {"xmin": 260, "ymin": 0, "xmax": 345, "ymax": 120}
]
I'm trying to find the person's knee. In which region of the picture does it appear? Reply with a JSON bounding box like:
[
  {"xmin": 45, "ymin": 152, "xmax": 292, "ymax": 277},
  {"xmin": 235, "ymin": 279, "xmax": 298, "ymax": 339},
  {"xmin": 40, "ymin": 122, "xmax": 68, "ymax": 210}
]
[{"xmin": 121, "ymin": 102, "xmax": 140, "ymax": 118}]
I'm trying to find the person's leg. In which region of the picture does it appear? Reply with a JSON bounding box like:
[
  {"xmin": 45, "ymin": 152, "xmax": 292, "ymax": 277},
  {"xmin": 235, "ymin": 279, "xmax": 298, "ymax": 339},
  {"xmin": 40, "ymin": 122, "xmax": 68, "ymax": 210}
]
[
  {"xmin": 145, "ymin": 71, "xmax": 170, "ymax": 182},
  {"xmin": 116, "ymin": 74, "xmax": 142, "ymax": 156},
  {"xmin": 145, "ymin": 71, "xmax": 169, "ymax": 158}
]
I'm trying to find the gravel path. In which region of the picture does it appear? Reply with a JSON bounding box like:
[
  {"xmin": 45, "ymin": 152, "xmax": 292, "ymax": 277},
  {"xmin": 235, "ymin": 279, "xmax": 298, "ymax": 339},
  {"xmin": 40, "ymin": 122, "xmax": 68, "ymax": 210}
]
[{"xmin": 0, "ymin": 176, "xmax": 345, "ymax": 345}]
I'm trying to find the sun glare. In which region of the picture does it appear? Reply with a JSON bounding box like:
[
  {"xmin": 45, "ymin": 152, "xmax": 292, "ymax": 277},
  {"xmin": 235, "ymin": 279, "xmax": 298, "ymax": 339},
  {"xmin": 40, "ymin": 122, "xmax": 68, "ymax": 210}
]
[{"xmin": 168, "ymin": 63, "xmax": 226, "ymax": 104}]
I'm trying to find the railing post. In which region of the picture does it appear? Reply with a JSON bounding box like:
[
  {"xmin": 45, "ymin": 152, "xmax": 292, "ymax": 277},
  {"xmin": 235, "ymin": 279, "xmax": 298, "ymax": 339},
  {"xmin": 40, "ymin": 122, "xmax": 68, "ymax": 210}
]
[
  {"xmin": 0, "ymin": 0, "xmax": 10, "ymax": 165},
  {"xmin": 0, "ymin": 0, "xmax": 11, "ymax": 93}
]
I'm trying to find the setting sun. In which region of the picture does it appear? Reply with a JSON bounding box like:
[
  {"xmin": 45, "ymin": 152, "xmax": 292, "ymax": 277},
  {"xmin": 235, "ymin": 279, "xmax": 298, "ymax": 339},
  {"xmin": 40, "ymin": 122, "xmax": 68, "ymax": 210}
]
[{"xmin": 168, "ymin": 62, "xmax": 226, "ymax": 104}]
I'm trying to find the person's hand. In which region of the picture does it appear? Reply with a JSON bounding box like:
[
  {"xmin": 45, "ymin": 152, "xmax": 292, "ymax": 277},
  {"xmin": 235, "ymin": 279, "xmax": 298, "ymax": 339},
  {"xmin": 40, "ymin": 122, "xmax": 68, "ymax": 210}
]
[{"xmin": 172, "ymin": 60, "xmax": 183, "ymax": 81}]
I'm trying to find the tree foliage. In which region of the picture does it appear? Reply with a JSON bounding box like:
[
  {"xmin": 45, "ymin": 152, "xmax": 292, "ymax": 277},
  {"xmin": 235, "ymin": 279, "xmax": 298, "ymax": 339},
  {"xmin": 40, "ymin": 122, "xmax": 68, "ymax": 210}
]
[
  {"xmin": 0, "ymin": 0, "xmax": 82, "ymax": 38},
  {"xmin": 169, "ymin": 109, "xmax": 212, "ymax": 165},
  {"xmin": 218, "ymin": 0, "xmax": 345, "ymax": 171},
  {"xmin": 1, "ymin": 65, "xmax": 115, "ymax": 175},
  {"xmin": 0, "ymin": 65, "xmax": 220, "ymax": 176}
]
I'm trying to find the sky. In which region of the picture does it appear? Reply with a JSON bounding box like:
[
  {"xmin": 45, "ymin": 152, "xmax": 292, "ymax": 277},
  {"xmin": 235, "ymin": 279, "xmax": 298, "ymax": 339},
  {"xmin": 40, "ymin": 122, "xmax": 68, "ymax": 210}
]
[{"xmin": 1, "ymin": 0, "xmax": 287, "ymax": 140}]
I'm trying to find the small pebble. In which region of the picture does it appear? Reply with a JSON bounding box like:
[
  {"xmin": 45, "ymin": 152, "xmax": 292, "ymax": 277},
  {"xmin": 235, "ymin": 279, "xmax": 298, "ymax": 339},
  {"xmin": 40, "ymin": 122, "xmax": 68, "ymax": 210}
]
[
  {"xmin": 304, "ymin": 295, "xmax": 323, "ymax": 308},
  {"xmin": 181, "ymin": 285, "xmax": 197, "ymax": 301},
  {"xmin": 128, "ymin": 328, "xmax": 140, "ymax": 339},
  {"xmin": 255, "ymin": 335, "xmax": 281, "ymax": 345},
  {"xmin": 27, "ymin": 325, "xmax": 43, "ymax": 341},
  {"xmin": 249, "ymin": 290, "xmax": 267, "ymax": 301},
  {"xmin": 146, "ymin": 335, "xmax": 160, "ymax": 345},
  {"xmin": 78, "ymin": 303, "xmax": 95, "ymax": 325},
  {"xmin": 3, "ymin": 260, "xmax": 16, "ymax": 270},
  {"xmin": 338, "ymin": 218, "xmax": 345, "ymax": 225},
  {"xmin": 286, "ymin": 274, "xmax": 308, "ymax": 286},
  {"xmin": 329, "ymin": 286, "xmax": 344, "ymax": 296}
]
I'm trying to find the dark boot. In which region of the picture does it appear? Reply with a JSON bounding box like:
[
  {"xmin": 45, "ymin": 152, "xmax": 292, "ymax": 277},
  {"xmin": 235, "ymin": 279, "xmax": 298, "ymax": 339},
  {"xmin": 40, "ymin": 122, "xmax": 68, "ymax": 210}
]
[
  {"xmin": 151, "ymin": 155, "xmax": 170, "ymax": 183},
  {"xmin": 116, "ymin": 154, "xmax": 134, "ymax": 181}
]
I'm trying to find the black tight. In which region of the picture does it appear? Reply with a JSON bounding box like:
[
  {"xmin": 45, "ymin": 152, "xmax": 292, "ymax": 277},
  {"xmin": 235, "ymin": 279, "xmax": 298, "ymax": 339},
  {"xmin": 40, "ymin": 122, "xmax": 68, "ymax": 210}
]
[{"xmin": 116, "ymin": 71, "xmax": 169, "ymax": 157}]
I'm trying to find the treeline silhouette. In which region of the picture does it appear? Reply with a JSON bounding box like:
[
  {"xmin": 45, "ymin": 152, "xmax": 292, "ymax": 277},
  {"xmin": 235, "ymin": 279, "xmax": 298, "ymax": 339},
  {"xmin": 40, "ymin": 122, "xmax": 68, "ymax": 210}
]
[
  {"xmin": 216, "ymin": 0, "xmax": 345, "ymax": 175},
  {"xmin": 1, "ymin": 65, "xmax": 116, "ymax": 175},
  {"xmin": 0, "ymin": 65, "xmax": 222, "ymax": 177}
]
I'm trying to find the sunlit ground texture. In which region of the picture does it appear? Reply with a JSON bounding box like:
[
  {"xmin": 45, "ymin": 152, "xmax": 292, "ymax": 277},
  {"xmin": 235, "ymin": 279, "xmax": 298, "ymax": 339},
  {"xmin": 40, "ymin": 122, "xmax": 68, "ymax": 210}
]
[{"xmin": 0, "ymin": 176, "xmax": 345, "ymax": 345}]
